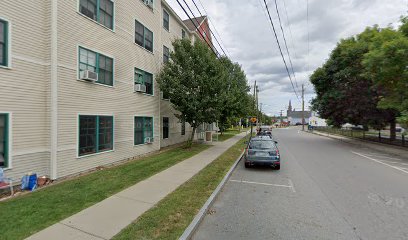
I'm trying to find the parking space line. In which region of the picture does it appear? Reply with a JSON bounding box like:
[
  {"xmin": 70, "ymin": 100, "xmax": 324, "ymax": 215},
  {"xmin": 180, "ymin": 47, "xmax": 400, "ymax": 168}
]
[
  {"xmin": 351, "ymin": 151, "xmax": 408, "ymax": 175},
  {"xmin": 229, "ymin": 179, "xmax": 293, "ymax": 189},
  {"xmin": 288, "ymin": 179, "xmax": 296, "ymax": 193}
]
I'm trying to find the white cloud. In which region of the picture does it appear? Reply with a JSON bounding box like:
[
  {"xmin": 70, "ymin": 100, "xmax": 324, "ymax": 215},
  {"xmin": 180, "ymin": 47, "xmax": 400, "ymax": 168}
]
[{"xmin": 165, "ymin": 0, "xmax": 407, "ymax": 116}]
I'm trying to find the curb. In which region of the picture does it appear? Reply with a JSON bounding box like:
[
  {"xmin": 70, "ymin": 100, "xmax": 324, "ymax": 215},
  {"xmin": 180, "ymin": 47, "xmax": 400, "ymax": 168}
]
[
  {"xmin": 306, "ymin": 130, "xmax": 408, "ymax": 157},
  {"xmin": 179, "ymin": 150, "xmax": 245, "ymax": 240}
]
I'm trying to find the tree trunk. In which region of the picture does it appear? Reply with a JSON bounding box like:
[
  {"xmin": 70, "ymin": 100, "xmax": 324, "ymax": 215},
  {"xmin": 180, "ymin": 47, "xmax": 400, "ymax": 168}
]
[
  {"xmin": 390, "ymin": 118, "xmax": 396, "ymax": 141},
  {"xmin": 190, "ymin": 126, "xmax": 196, "ymax": 143}
]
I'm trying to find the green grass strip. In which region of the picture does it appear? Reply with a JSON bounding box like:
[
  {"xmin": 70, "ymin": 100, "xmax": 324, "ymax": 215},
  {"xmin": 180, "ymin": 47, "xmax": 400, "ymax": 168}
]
[
  {"xmin": 0, "ymin": 144, "xmax": 210, "ymax": 240},
  {"xmin": 214, "ymin": 129, "xmax": 245, "ymax": 142},
  {"xmin": 113, "ymin": 136, "xmax": 247, "ymax": 240}
]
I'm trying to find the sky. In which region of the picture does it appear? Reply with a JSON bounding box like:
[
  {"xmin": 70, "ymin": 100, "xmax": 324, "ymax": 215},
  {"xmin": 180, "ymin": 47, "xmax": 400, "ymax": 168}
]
[{"xmin": 166, "ymin": 0, "xmax": 407, "ymax": 116}]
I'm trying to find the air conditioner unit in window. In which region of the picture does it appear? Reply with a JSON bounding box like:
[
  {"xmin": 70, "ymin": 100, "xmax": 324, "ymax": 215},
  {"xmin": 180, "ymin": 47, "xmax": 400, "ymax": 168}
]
[
  {"xmin": 80, "ymin": 70, "xmax": 98, "ymax": 82},
  {"xmin": 134, "ymin": 83, "xmax": 147, "ymax": 93},
  {"xmin": 144, "ymin": 0, "xmax": 153, "ymax": 8},
  {"xmin": 145, "ymin": 137, "xmax": 154, "ymax": 144}
]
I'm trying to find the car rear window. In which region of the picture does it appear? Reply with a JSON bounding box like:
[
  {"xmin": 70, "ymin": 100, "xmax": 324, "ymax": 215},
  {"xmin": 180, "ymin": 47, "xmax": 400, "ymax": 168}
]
[{"xmin": 249, "ymin": 140, "xmax": 275, "ymax": 150}]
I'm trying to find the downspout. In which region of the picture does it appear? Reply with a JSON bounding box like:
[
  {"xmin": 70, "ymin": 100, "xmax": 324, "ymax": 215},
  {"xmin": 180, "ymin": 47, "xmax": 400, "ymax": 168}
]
[
  {"xmin": 158, "ymin": 92, "xmax": 161, "ymax": 150},
  {"xmin": 50, "ymin": 0, "xmax": 58, "ymax": 179}
]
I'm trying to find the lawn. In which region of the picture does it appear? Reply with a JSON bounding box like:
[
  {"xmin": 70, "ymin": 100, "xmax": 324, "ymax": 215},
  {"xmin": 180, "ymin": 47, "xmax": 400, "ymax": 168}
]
[
  {"xmin": 0, "ymin": 144, "xmax": 210, "ymax": 240},
  {"xmin": 213, "ymin": 128, "xmax": 248, "ymax": 142},
  {"xmin": 113, "ymin": 136, "xmax": 247, "ymax": 240}
]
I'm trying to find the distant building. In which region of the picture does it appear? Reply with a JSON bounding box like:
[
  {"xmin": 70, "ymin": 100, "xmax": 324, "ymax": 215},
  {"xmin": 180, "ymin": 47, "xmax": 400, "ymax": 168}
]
[
  {"xmin": 287, "ymin": 100, "xmax": 311, "ymax": 125},
  {"xmin": 309, "ymin": 112, "xmax": 327, "ymax": 127},
  {"xmin": 183, "ymin": 16, "xmax": 213, "ymax": 47}
]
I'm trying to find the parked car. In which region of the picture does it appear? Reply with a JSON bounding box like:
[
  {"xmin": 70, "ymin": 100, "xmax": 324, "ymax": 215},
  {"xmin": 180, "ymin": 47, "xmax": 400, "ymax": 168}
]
[
  {"xmin": 244, "ymin": 137, "xmax": 280, "ymax": 169},
  {"xmin": 256, "ymin": 130, "xmax": 273, "ymax": 139},
  {"xmin": 258, "ymin": 125, "xmax": 273, "ymax": 132},
  {"xmin": 396, "ymin": 127, "xmax": 405, "ymax": 133},
  {"xmin": 351, "ymin": 125, "xmax": 364, "ymax": 131}
]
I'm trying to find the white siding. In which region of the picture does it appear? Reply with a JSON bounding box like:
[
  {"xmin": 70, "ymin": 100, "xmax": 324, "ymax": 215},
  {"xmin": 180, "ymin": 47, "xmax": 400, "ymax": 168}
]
[
  {"xmin": 0, "ymin": 0, "xmax": 200, "ymax": 180},
  {"xmin": 0, "ymin": 1, "xmax": 50, "ymax": 180}
]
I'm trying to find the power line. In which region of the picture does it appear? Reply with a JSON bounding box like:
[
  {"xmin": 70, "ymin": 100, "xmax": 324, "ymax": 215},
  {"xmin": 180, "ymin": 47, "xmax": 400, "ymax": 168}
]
[
  {"xmin": 273, "ymin": 0, "xmax": 299, "ymax": 91},
  {"xmin": 281, "ymin": 0, "xmax": 299, "ymax": 88},
  {"xmin": 261, "ymin": 0, "xmax": 300, "ymax": 101},
  {"xmin": 307, "ymin": 0, "xmax": 310, "ymax": 77},
  {"xmin": 181, "ymin": 0, "xmax": 217, "ymax": 52},
  {"xmin": 175, "ymin": 0, "xmax": 219, "ymax": 57},
  {"xmin": 189, "ymin": 0, "xmax": 230, "ymax": 58},
  {"xmin": 197, "ymin": 0, "xmax": 232, "ymax": 57}
]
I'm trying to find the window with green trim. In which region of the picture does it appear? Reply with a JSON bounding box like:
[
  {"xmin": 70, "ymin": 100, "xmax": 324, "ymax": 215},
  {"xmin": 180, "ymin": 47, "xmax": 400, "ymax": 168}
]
[
  {"xmin": 0, "ymin": 114, "xmax": 9, "ymax": 168},
  {"xmin": 79, "ymin": 115, "xmax": 113, "ymax": 156},
  {"xmin": 135, "ymin": 20, "xmax": 153, "ymax": 52},
  {"xmin": 134, "ymin": 117, "xmax": 153, "ymax": 145},
  {"xmin": 0, "ymin": 20, "xmax": 8, "ymax": 67},
  {"xmin": 163, "ymin": 117, "xmax": 169, "ymax": 139},
  {"xmin": 79, "ymin": 0, "xmax": 114, "ymax": 30},
  {"xmin": 163, "ymin": 45, "xmax": 170, "ymax": 63},
  {"xmin": 79, "ymin": 47, "xmax": 113, "ymax": 86},
  {"xmin": 182, "ymin": 29, "xmax": 186, "ymax": 39},
  {"xmin": 163, "ymin": 9, "xmax": 169, "ymax": 31},
  {"xmin": 135, "ymin": 68, "xmax": 153, "ymax": 95}
]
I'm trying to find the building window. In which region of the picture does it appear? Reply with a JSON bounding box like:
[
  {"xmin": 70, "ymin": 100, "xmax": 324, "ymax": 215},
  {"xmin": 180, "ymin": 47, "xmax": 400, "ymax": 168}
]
[
  {"xmin": 0, "ymin": 114, "xmax": 9, "ymax": 168},
  {"xmin": 181, "ymin": 120, "xmax": 186, "ymax": 136},
  {"xmin": 0, "ymin": 20, "xmax": 9, "ymax": 67},
  {"xmin": 135, "ymin": 20, "xmax": 153, "ymax": 52},
  {"xmin": 141, "ymin": 0, "xmax": 154, "ymax": 9},
  {"xmin": 79, "ymin": 115, "xmax": 113, "ymax": 157},
  {"xmin": 163, "ymin": 9, "xmax": 169, "ymax": 31},
  {"xmin": 163, "ymin": 117, "xmax": 169, "ymax": 139},
  {"xmin": 79, "ymin": 47, "xmax": 113, "ymax": 86},
  {"xmin": 134, "ymin": 117, "xmax": 153, "ymax": 145},
  {"xmin": 79, "ymin": 0, "xmax": 114, "ymax": 30},
  {"xmin": 182, "ymin": 29, "xmax": 186, "ymax": 39},
  {"xmin": 135, "ymin": 68, "xmax": 153, "ymax": 95},
  {"xmin": 163, "ymin": 45, "xmax": 169, "ymax": 63}
]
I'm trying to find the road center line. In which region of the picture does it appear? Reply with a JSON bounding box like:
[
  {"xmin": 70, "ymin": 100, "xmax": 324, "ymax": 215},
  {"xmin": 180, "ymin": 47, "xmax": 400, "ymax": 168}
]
[
  {"xmin": 351, "ymin": 151, "xmax": 408, "ymax": 175},
  {"xmin": 229, "ymin": 179, "xmax": 292, "ymax": 189}
]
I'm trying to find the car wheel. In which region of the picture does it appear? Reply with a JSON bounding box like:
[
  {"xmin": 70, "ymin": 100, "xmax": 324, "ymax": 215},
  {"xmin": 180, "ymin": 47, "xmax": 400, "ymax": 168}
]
[
  {"xmin": 275, "ymin": 165, "xmax": 280, "ymax": 170},
  {"xmin": 245, "ymin": 163, "xmax": 250, "ymax": 168}
]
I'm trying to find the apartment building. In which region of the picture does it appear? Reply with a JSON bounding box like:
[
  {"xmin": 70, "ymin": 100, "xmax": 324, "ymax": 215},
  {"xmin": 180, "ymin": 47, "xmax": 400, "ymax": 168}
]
[{"xmin": 0, "ymin": 0, "xmax": 202, "ymax": 180}]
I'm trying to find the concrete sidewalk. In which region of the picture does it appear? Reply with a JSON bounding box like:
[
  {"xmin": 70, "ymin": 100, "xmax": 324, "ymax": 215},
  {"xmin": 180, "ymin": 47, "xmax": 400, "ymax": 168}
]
[{"xmin": 27, "ymin": 131, "xmax": 248, "ymax": 240}]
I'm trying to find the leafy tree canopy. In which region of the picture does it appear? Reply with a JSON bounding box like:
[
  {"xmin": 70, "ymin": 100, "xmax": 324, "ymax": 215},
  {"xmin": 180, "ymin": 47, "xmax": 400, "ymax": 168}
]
[{"xmin": 157, "ymin": 39, "xmax": 226, "ymax": 143}]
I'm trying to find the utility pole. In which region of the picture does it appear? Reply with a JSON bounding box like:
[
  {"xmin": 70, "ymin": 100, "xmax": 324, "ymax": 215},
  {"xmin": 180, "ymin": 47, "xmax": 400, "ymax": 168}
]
[
  {"xmin": 280, "ymin": 110, "xmax": 283, "ymax": 128},
  {"xmin": 260, "ymin": 103, "xmax": 263, "ymax": 126},
  {"xmin": 256, "ymin": 85, "xmax": 259, "ymax": 127},
  {"xmin": 302, "ymin": 84, "xmax": 305, "ymax": 131},
  {"xmin": 253, "ymin": 81, "xmax": 256, "ymax": 108}
]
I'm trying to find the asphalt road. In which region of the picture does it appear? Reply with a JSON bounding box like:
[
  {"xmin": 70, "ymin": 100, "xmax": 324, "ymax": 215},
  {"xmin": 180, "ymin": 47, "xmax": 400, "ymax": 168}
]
[{"xmin": 193, "ymin": 127, "xmax": 408, "ymax": 240}]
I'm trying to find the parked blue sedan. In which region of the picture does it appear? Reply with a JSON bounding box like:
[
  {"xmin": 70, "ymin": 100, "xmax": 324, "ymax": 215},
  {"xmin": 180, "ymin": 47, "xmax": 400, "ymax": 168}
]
[{"xmin": 244, "ymin": 136, "xmax": 280, "ymax": 169}]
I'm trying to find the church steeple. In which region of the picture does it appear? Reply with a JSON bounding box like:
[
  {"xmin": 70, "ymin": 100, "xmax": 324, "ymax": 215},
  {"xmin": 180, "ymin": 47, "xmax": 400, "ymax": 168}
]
[{"xmin": 288, "ymin": 100, "xmax": 292, "ymax": 112}]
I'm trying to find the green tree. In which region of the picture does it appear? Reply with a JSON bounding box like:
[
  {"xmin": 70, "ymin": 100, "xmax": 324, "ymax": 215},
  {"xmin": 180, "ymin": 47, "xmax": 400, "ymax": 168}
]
[
  {"xmin": 362, "ymin": 19, "xmax": 408, "ymax": 138},
  {"xmin": 311, "ymin": 27, "xmax": 388, "ymax": 126},
  {"xmin": 217, "ymin": 57, "xmax": 251, "ymax": 134},
  {"xmin": 311, "ymin": 27, "xmax": 396, "ymax": 133},
  {"xmin": 157, "ymin": 39, "xmax": 226, "ymax": 146}
]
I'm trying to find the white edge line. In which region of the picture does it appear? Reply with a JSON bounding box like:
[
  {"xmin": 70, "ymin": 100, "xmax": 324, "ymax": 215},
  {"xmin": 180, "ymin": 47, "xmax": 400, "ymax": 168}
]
[
  {"xmin": 363, "ymin": 154, "xmax": 403, "ymax": 161},
  {"xmin": 179, "ymin": 150, "xmax": 245, "ymax": 240},
  {"xmin": 229, "ymin": 179, "xmax": 292, "ymax": 189},
  {"xmin": 351, "ymin": 151, "xmax": 408, "ymax": 175}
]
